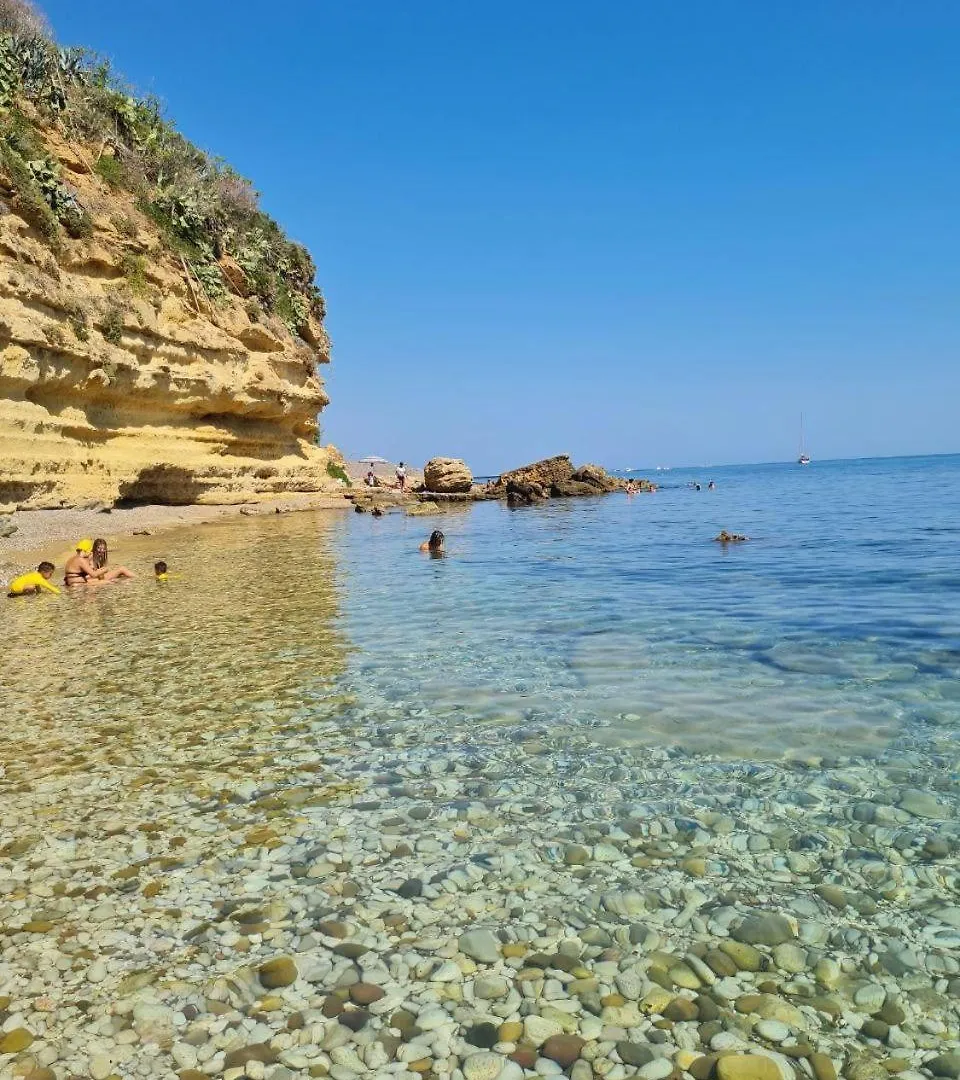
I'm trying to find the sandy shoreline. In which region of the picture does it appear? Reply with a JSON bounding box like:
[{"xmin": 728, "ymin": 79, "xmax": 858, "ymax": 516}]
[{"xmin": 0, "ymin": 494, "xmax": 351, "ymax": 583}]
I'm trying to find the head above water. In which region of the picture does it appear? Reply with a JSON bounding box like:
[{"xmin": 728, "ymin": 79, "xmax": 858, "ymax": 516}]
[
  {"xmin": 154, "ymin": 561, "xmax": 168, "ymax": 575},
  {"xmin": 91, "ymin": 538, "xmax": 108, "ymax": 569},
  {"xmin": 75, "ymin": 538, "xmax": 93, "ymax": 554},
  {"xmin": 38, "ymin": 561, "xmax": 55, "ymax": 578},
  {"xmin": 428, "ymin": 530, "xmax": 444, "ymax": 551}
]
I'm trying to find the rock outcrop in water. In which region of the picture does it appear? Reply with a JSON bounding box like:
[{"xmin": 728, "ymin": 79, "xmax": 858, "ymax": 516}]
[
  {"xmin": 0, "ymin": 28, "xmax": 338, "ymax": 509},
  {"xmin": 423, "ymin": 457, "xmax": 473, "ymax": 494},
  {"xmin": 481, "ymin": 454, "xmax": 628, "ymax": 504}
]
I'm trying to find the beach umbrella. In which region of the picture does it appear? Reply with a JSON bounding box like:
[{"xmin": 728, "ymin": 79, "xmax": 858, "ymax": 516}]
[{"xmin": 358, "ymin": 455, "xmax": 392, "ymax": 464}]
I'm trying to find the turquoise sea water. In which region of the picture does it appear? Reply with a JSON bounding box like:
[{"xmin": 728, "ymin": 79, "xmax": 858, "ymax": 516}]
[
  {"xmin": 336, "ymin": 453, "xmax": 960, "ymax": 759},
  {"xmin": 3, "ymin": 454, "xmax": 958, "ymax": 764}
]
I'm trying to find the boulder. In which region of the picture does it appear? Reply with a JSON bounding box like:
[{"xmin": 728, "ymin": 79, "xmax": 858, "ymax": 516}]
[
  {"xmin": 552, "ymin": 480, "xmax": 601, "ymax": 497},
  {"xmin": 424, "ymin": 457, "xmax": 473, "ymax": 494},
  {"xmin": 506, "ymin": 481, "xmax": 547, "ymax": 506},
  {"xmin": 499, "ymin": 454, "xmax": 575, "ymax": 489},
  {"xmin": 571, "ymin": 463, "xmax": 621, "ymax": 492}
]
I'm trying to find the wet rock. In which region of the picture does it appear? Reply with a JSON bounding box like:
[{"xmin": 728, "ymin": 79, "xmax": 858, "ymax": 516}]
[
  {"xmin": 720, "ymin": 941, "xmax": 764, "ymax": 971},
  {"xmin": 809, "ymin": 1054, "xmax": 838, "ymax": 1080},
  {"xmin": 466, "ymin": 1023, "xmax": 500, "ymax": 1050},
  {"xmin": 898, "ymin": 790, "xmax": 942, "ymax": 819},
  {"xmin": 664, "ymin": 997, "xmax": 700, "ymax": 1022},
  {"xmin": 460, "ymin": 929, "xmax": 501, "ymax": 963},
  {"xmin": 349, "ymin": 982, "xmax": 385, "ymax": 1005},
  {"xmin": 618, "ymin": 1042, "xmax": 655, "ymax": 1067},
  {"xmin": 463, "ymin": 1052, "xmax": 509, "ymax": 1080},
  {"xmin": 732, "ymin": 913, "xmax": 795, "ymax": 947},
  {"xmin": 258, "ymin": 956, "xmax": 297, "ymax": 988},
  {"xmin": 926, "ymin": 1055, "xmax": 960, "ymax": 1079},
  {"xmin": 716, "ymin": 1055, "xmax": 782, "ymax": 1080},
  {"xmin": 0, "ymin": 1029, "xmax": 34, "ymax": 1054},
  {"xmin": 541, "ymin": 1034, "xmax": 586, "ymax": 1068}
]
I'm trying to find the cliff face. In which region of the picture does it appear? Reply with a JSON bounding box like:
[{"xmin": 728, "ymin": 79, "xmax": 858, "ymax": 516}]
[{"xmin": 0, "ymin": 125, "xmax": 338, "ymax": 509}]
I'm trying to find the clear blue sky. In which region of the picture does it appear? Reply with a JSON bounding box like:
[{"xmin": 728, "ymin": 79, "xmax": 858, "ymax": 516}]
[{"xmin": 44, "ymin": 1, "xmax": 960, "ymax": 472}]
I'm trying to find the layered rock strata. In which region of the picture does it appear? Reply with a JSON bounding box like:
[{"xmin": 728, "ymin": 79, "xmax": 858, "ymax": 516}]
[{"xmin": 0, "ymin": 127, "xmax": 338, "ymax": 509}]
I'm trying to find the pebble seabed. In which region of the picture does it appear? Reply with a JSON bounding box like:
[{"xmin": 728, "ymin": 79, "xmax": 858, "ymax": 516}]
[{"xmin": 0, "ymin": 680, "xmax": 958, "ymax": 1080}]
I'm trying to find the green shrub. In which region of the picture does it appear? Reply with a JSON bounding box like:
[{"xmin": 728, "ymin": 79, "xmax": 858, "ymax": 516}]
[
  {"xmin": 42, "ymin": 322, "xmax": 63, "ymax": 346},
  {"xmin": 120, "ymin": 252, "xmax": 147, "ymax": 294},
  {"xmin": 65, "ymin": 301, "xmax": 88, "ymax": 341},
  {"xmin": 0, "ymin": 22, "xmax": 328, "ymax": 350},
  {"xmin": 326, "ymin": 461, "xmax": 350, "ymax": 485},
  {"xmin": 99, "ymin": 301, "xmax": 124, "ymax": 345},
  {"xmin": 94, "ymin": 152, "xmax": 123, "ymax": 188}
]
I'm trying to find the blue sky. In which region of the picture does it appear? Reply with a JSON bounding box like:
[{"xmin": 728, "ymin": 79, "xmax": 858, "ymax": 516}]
[{"xmin": 44, "ymin": 1, "xmax": 960, "ymax": 472}]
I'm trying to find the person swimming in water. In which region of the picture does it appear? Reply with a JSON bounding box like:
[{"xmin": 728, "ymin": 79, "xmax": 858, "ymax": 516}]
[
  {"xmin": 154, "ymin": 561, "xmax": 169, "ymax": 581},
  {"xmin": 7, "ymin": 562, "xmax": 59, "ymax": 597},
  {"xmin": 419, "ymin": 529, "xmax": 444, "ymax": 554}
]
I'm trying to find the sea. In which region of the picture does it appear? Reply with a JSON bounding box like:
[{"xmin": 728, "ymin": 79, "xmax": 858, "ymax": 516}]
[
  {"xmin": 5, "ymin": 453, "xmax": 959, "ymax": 763},
  {"xmin": 336, "ymin": 453, "xmax": 960, "ymax": 760},
  {"xmin": 2, "ymin": 451, "xmax": 959, "ymax": 1068}
]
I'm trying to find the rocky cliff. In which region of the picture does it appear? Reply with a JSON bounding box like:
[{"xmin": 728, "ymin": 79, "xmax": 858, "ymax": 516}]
[{"xmin": 0, "ymin": 32, "xmax": 339, "ymax": 509}]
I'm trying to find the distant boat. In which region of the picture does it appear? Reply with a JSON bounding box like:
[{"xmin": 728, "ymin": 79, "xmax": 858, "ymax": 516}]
[{"xmin": 797, "ymin": 414, "xmax": 811, "ymax": 465}]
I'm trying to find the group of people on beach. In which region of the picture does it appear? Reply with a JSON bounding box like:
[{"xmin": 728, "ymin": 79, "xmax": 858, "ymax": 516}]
[
  {"xmin": 363, "ymin": 461, "xmax": 408, "ymax": 491},
  {"xmin": 7, "ymin": 538, "xmax": 168, "ymax": 598}
]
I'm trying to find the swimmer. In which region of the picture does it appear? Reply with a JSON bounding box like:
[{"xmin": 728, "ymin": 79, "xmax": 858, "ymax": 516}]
[
  {"xmin": 708, "ymin": 480, "xmax": 716, "ymax": 490},
  {"xmin": 90, "ymin": 538, "xmax": 135, "ymax": 582},
  {"xmin": 154, "ymin": 561, "xmax": 169, "ymax": 581},
  {"xmin": 713, "ymin": 530, "xmax": 749, "ymax": 543},
  {"xmin": 371, "ymin": 506, "xmax": 383, "ymax": 517},
  {"xmin": 7, "ymin": 561, "xmax": 60, "ymax": 598},
  {"xmin": 419, "ymin": 529, "xmax": 444, "ymax": 554}
]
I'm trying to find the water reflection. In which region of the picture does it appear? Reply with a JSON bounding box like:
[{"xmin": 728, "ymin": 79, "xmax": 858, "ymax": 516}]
[{"xmin": 0, "ymin": 513, "xmax": 348, "ymax": 792}]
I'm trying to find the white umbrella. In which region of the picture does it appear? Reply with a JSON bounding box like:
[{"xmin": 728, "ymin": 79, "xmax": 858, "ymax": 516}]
[{"xmin": 358, "ymin": 455, "xmax": 392, "ymax": 465}]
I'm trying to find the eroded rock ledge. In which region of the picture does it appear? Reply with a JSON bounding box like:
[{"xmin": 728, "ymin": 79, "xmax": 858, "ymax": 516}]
[{"xmin": 0, "ymin": 127, "xmax": 340, "ymax": 509}]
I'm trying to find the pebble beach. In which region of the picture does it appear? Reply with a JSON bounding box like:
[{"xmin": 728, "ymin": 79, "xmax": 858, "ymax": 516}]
[{"xmin": 1, "ymin": 679, "xmax": 958, "ymax": 1080}]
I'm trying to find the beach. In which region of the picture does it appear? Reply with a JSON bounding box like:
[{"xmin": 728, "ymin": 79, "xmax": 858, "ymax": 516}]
[{"xmin": 1, "ymin": 460, "xmax": 958, "ymax": 1080}]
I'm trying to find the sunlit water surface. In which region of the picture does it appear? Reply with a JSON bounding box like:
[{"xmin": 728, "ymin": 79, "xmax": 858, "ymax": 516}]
[{"xmin": 3, "ymin": 454, "xmax": 959, "ymax": 764}]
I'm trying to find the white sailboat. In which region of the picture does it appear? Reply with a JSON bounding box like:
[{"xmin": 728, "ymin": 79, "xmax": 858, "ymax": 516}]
[{"xmin": 797, "ymin": 414, "xmax": 811, "ymax": 465}]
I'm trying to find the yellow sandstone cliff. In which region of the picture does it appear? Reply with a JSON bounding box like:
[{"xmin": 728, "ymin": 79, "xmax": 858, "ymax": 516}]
[{"xmin": 0, "ymin": 125, "xmax": 340, "ymax": 509}]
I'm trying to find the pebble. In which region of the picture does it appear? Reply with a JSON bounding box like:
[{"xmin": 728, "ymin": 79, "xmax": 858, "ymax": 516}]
[
  {"xmin": 463, "ymin": 1051, "xmax": 507, "ymax": 1080},
  {"xmin": 460, "ymin": 929, "xmax": 501, "ymax": 964},
  {"xmin": 755, "ymin": 1021, "xmax": 791, "ymax": 1043},
  {"xmin": 717, "ymin": 1055, "xmax": 783, "ymax": 1080},
  {"xmin": 1, "ymin": 642, "xmax": 958, "ymax": 1080}
]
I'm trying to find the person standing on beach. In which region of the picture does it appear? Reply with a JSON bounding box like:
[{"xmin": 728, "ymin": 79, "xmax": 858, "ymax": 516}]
[{"xmin": 396, "ymin": 461, "xmax": 407, "ymax": 492}]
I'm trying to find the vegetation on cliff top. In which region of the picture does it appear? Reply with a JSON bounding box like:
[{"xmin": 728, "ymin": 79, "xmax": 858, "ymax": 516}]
[{"xmin": 0, "ymin": 0, "xmax": 325, "ymax": 343}]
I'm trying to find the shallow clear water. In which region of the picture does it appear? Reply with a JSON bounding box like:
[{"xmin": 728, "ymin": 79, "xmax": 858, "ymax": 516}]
[
  {"xmin": 2, "ymin": 454, "xmax": 959, "ymax": 764},
  {"xmin": 335, "ymin": 454, "xmax": 960, "ymax": 759}
]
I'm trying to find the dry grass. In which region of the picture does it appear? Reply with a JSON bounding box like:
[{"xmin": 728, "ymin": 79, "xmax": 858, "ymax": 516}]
[{"xmin": 0, "ymin": 0, "xmax": 48, "ymax": 38}]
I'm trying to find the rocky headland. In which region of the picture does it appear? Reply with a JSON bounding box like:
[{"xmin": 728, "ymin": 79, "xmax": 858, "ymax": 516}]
[{"xmin": 0, "ymin": 22, "xmax": 341, "ymax": 512}]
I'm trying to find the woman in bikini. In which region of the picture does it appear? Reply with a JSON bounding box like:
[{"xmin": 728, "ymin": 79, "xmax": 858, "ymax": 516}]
[{"xmin": 63, "ymin": 539, "xmax": 106, "ymax": 587}]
